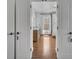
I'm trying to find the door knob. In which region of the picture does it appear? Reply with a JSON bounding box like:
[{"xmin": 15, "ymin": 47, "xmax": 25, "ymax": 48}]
[
  {"xmin": 70, "ymin": 39, "xmax": 72, "ymax": 43},
  {"xmin": 17, "ymin": 32, "xmax": 20, "ymax": 35},
  {"xmin": 67, "ymin": 32, "xmax": 72, "ymax": 43},
  {"xmin": 16, "ymin": 32, "xmax": 20, "ymax": 40}
]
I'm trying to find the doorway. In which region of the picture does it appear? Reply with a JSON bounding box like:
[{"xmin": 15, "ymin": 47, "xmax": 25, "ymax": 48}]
[
  {"xmin": 31, "ymin": 1, "xmax": 57, "ymax": 59},
  {"xmin": 39, "ymin": 14, "xmax": 52, "ymax": 35},
  {"xmin": 7, "ymin": 0, "xmax": 72, "ymax": 59}
]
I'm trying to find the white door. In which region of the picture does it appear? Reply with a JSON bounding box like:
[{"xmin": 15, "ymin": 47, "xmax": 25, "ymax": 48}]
[
  {"xmin": 16, "ymin": 0, "xmax": 31, "ymax": 59},
  {"xmin": 57, "ymin": 0, "xmax": 72, "ymax": 59},
  {"xmin": 8, "ymin": 0, "xmax": 31, "ymax": 59},
  {"xmin": 7, "ymin": 0, "xmax": 15, "ymax": 59}
]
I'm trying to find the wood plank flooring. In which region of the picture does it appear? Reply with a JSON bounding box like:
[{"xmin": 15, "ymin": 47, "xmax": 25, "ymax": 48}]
[{"xmin": 32, "ymin": 35, "xmax": 57, "ymax": 59}]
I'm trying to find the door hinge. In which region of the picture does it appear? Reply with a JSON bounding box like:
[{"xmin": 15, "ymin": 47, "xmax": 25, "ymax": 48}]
[
  {"xmin": 57, "ymin": 48, "xmax": 59, "ymax": 52},
  {"xmin": 30, "ymin": 4, "xmax": 32, "ymax": 8},
  {"xmin": 30, "ymin": 48, "xmax": 32, "ymax": 51},
  {"xmin": 42, "ymin": 0, "xmax": 47, "ymax": 1},
  {"xmin": 57, "ymin": 4, "xmax": 58, "ymax": 8},
  {"xmin": 57, "ymin": 26, "xmax": 59, "ymax": 30},
  {"xmin": 30, "ymin": 26, "xmax": 32, "ymax": 29}
]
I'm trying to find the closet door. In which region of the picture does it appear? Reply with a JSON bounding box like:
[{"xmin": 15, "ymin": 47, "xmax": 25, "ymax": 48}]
[
  {"xmin": 57, "ymin": 0, "xmax": 72, "ymax": 59},
  {"xmin": 16, "ymin": 0, "xmax": 31, "ymax": 59},
  {"xmin": 7, "ymin": 0, "xmax": 15, "ymax": 59}
]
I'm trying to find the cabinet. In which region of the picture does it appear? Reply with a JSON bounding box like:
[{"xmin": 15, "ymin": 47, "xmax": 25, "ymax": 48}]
[{"xmin": 33, "ymin": 30, "xmax": 38, "ymax": 42}]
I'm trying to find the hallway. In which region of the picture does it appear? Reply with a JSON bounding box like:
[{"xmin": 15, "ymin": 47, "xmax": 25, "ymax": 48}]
[{"xmin": 32, "ymin": 35, "xmax": 57, "ymax": 59}]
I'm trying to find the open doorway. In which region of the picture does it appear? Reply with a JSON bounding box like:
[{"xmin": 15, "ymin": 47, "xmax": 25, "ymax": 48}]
[
  {"xmin": 7, "ymin": 0, "xmax": 72, "ymax": 59},
  {"xmin": 31, "ymin": 1, "xmax": 58, "ymax": 59}
]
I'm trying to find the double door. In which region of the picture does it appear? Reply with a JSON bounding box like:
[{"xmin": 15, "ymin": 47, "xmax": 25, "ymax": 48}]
[
  {"xmin": 7, "ymin": 0, "xmax": 32, "ymax": 59},
  {"xmin": 7, "ymin": 0, "xmax": 72, "ymax": 59}
]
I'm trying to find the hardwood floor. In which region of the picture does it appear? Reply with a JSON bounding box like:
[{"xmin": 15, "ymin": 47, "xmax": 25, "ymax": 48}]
[{"xmin": 32, "ymin": 35, "xmax": 57, "ymax": 59}]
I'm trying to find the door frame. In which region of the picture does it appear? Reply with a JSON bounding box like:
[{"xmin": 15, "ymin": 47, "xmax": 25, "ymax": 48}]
[
  {"xmin": 39, "ymin": 13, "xmax": 52, "ymax": 35},
  {"xmin": 14, "ymin": 0, "xmax": 16, "ymax": 59},
  {"xmin": 30, "ymin": 1, "xmax": 58, "ymax": 58}
]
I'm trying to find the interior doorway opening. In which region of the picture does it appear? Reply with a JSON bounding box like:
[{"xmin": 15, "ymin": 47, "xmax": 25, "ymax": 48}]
[{"xmin": 31, "ymin": 1, "xmax": 58, "ymax": 59}]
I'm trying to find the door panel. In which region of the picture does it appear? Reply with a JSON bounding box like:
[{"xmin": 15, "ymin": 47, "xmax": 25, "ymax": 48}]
[
  {"xmin": 16, "ymin": 0, "xmax": 31, "ymax": 59},
  {"xmin": 57, "ymin": 0, "xmax": 72, "ymax": 59},
  {"xmin": 7, "ymin": 0, "xmax": 15, "ymax": 59}
]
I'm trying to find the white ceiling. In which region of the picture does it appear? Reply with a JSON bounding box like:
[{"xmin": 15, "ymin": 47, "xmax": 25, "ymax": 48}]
[{"xmin": 32, "ymin": 2, "xmax": 57, "ymax": 13}]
